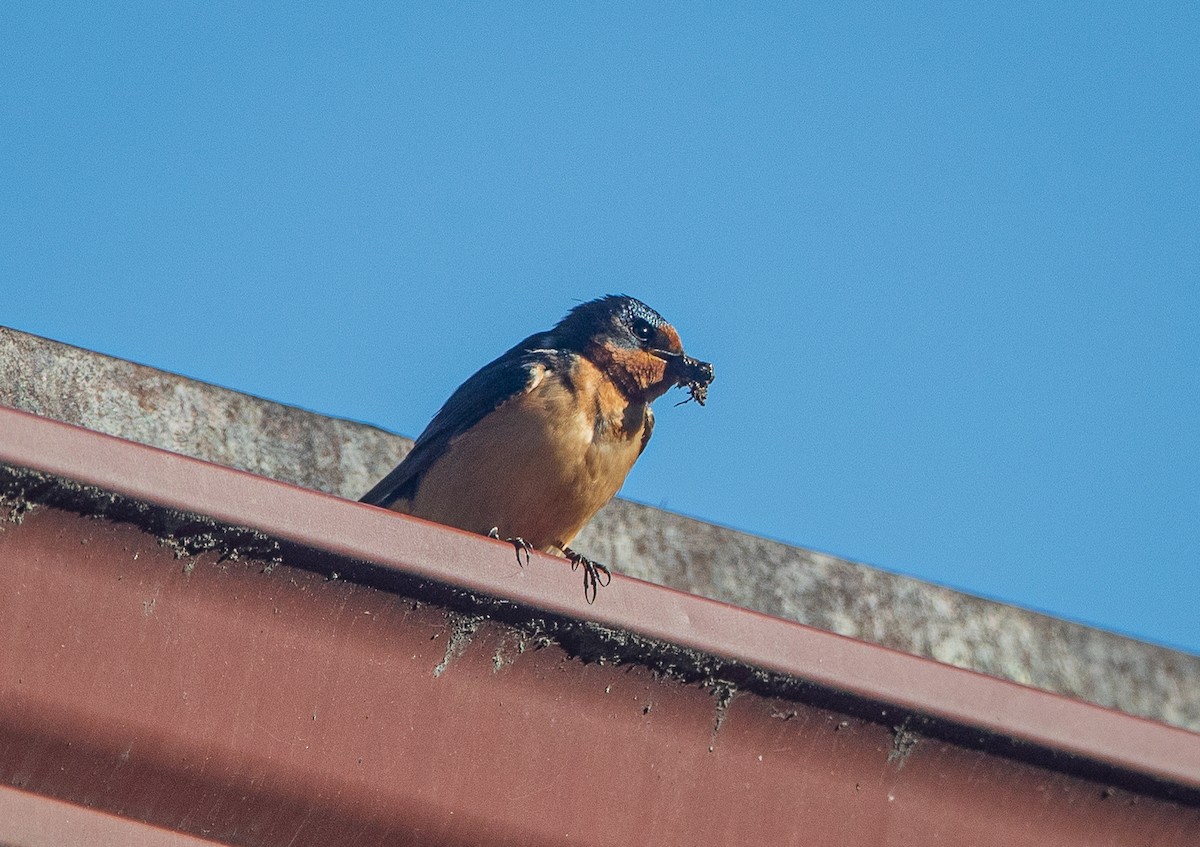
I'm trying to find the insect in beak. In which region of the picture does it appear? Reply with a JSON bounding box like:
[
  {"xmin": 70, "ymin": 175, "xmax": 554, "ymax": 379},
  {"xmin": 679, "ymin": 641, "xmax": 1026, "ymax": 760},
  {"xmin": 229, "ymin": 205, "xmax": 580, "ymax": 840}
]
[{"xmin": 653, "ymin": 349, "xmax": 715, "ymax": 406}]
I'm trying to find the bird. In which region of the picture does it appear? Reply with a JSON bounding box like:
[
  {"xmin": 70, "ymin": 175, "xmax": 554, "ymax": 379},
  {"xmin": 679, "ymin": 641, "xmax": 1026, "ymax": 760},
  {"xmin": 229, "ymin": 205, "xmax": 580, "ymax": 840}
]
[{"xmin": 360, "ymin": 295, "xmax": 714, "ymax": 602}]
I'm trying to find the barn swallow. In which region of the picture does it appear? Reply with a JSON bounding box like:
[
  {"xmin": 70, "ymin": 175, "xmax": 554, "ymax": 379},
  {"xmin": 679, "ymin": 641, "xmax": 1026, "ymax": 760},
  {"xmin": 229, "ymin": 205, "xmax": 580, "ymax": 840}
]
[{"xmin": 360, "ymin": 295, "xmax": 714, "ymax": 602}]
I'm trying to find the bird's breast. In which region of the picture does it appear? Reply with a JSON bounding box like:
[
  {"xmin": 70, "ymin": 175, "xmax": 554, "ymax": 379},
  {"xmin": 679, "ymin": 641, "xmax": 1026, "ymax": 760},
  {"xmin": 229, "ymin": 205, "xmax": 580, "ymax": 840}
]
[{"xmin": 402, "ymin": 356, "xmax": 648, "ymax": 550}]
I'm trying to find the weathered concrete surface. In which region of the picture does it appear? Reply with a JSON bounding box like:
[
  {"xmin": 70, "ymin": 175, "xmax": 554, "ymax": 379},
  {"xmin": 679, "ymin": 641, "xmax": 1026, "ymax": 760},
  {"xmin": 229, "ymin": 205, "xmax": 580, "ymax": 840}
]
[
  {"xmin": 3, "ymin": 324, "xmax": 1198, "ymax": 731},
  {"xmin": 0, "ymin": 327, "xmax": 408, "ymax": 499}
]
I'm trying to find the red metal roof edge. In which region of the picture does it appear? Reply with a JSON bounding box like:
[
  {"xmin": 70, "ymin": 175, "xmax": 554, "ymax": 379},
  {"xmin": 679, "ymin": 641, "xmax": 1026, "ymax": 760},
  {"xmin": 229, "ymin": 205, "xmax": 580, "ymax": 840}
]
[
  {"xmin": 0, "ymin": 785, "xmax": 218, "ymax": 847},
  {"xmin": 1, "ymin": 404, "xmax": 1198, "ymax": 793}
]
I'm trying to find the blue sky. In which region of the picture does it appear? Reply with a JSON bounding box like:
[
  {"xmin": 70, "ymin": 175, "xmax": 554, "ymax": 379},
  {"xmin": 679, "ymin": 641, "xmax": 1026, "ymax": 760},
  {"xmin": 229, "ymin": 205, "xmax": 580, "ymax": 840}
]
[{"xmin": 4, "ymin": 4, "xmax": 1197, "ymax": 653}]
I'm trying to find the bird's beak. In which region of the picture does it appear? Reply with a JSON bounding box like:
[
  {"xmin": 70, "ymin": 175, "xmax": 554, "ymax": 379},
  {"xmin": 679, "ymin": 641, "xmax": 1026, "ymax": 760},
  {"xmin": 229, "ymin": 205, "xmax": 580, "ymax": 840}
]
[{"xmin": 653, "ymin": 349, "xmax": 715, "ymax": 405}]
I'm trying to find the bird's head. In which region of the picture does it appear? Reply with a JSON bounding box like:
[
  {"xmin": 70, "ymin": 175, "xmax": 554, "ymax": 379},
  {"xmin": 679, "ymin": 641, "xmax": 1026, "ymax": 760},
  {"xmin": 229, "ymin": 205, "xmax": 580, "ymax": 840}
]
[{"xmin": 553, "ymin": 295, "xmax": 714, "ymax": 403}]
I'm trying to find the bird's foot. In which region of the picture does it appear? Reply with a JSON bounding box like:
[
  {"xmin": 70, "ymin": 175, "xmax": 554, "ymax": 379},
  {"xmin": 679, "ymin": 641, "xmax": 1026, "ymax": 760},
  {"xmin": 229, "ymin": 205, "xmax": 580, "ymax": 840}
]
[
  {"xmin": 488, "ymin": 527, "xmax": 533, "ymax": 566},
  {"xmin": 561, "ymin": 545, "xmax": 612, "ymax": 604}
]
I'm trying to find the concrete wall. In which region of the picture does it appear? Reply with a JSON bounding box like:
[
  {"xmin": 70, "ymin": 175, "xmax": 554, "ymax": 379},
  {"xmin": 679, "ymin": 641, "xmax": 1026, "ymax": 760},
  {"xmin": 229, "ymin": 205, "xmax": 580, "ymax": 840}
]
[{"xmin": 3, "ymin": 324, "xmax": 1197, "ymax": 731}]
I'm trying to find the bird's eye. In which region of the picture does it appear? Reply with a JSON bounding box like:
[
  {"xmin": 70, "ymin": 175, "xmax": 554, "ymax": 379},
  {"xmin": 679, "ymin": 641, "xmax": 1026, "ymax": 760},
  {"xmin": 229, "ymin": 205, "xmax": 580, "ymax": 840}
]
[{"xmin": 631, "ymin": 318, "xmax": 655, "ymax": 343}]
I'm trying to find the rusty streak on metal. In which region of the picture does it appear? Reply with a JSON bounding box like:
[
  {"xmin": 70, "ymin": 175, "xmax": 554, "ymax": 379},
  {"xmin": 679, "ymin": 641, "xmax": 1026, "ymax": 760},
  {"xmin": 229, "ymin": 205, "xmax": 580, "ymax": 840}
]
[{"xmin": 0, "ymin": 405, "xmax": 1198, "ymax": 846}]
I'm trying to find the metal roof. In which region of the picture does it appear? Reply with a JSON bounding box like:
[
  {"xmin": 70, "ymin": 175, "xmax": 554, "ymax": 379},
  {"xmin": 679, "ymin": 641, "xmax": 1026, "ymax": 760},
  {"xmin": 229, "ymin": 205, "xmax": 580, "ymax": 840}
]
[
  {"xmin": 5, "ymin": 322, "xmax": 1199, "ymax": 735},
  {"xmin": 2, "ymin": 405, "xmax": 1198, "ymax": 845}
]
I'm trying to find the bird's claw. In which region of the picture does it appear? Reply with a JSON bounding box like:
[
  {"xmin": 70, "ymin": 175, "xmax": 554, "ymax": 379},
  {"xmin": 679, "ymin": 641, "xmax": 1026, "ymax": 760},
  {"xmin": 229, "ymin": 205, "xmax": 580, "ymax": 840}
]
[
  {"xmin": 485, "ymin": 532, "xmax": 611, "ymax": 602},
  {"xmin": 488, "ymin": 526, "xmax": 533, "ymax": 566},
  {"xmin": 562, "ymin": 545, "xmax": 611, "ymax": 604}
]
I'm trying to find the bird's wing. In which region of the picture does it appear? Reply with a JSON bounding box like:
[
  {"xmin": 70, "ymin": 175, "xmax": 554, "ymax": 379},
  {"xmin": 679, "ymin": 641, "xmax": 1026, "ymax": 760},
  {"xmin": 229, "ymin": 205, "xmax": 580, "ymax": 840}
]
[{"xmin": 359, "ymin": 336, "xmax": 561, "ymax": 508}]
